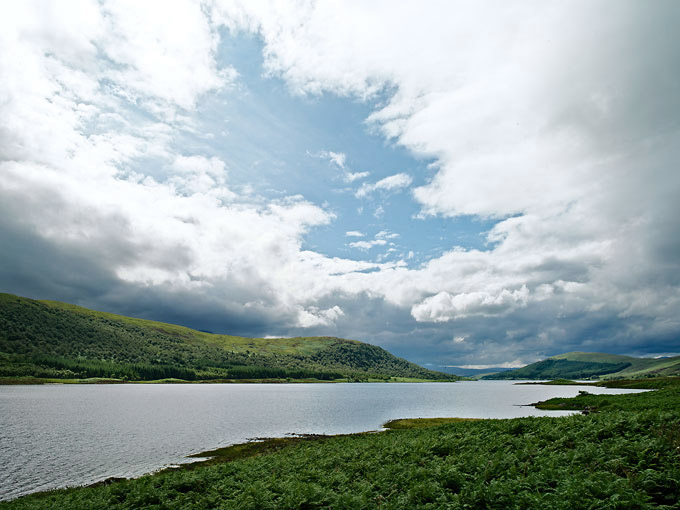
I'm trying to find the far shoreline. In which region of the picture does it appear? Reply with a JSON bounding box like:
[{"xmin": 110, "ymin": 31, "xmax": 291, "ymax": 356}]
[{"xmin": 0, "ymin": 376, "xmax": 462, "ymax": 385}]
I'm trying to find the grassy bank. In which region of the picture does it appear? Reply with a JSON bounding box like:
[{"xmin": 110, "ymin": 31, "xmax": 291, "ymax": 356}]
[{"xmin": 3, "ymin": 379, "xmax": 679, "ymax": 509}]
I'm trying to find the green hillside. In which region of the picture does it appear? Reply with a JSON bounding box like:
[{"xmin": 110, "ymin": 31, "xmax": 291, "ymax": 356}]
[
  {"xmin": 0, "ymin": 293, "xmax": 455, "ymax": 383},
  {"xmin": 484, "ymin": 351, "xmax": 680, "ymax": 380},
  {"xmin": 552, "ymin": 351, "xmax": 680, "ymax": 379},
  {"xmin": 550, "ymin": 352, "xmax": 637, "ymax": 364}
]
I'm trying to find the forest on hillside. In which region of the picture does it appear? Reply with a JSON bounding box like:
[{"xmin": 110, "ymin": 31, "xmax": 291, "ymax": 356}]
[{"xmin": 0, "ymin": 294, "xmax": 454, "ymax": 382}]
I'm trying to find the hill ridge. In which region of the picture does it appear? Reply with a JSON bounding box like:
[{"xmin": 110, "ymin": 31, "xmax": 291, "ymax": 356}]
[
  {"xmin": 484, "ymin": 350, "xmax": 680, "ymax": 380},
  {"xmin": 0, "ymin": 293, "xmax": 455, "ymax": 382},
  {"xmin": 549, "ymin": 351, "xmax": 638, "ymax": 363}
]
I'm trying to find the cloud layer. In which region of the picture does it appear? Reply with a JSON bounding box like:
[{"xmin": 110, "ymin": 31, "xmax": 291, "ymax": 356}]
[{"xmin": 1, "ymin": 1, "xmax": 679, "ymax": 366}]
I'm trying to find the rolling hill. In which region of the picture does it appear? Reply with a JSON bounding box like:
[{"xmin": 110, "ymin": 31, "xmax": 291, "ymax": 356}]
[
  {"xmin": 0, "ymin": 293, "xmax": 456, "ymax": 382},
  {"xmin": 483, "ymin": 351, "xmax": 680, "ymax": 380}
]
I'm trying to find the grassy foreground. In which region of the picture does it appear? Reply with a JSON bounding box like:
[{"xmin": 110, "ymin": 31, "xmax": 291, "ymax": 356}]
[{"xmin": 3, "ymin": 380, "xmax": 679, "ymax": 509}]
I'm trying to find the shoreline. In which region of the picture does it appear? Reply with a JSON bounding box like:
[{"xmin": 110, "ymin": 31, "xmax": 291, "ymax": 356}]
[
  {"xmin": 0, "ymin": 416, "xmax": 517, "ymax": 503},
  {"xmin": 0, "ymin": 376, "xmax": 457, "ymax": 385},
  {"xmin": 3, "ymin": 378, "xmax": 673, "ymax": 505}
]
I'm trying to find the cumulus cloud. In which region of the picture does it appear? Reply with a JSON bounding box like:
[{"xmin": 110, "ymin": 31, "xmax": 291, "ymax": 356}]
[
  {"xmin": 411, "ymin": 286, "xmax": 530, "ymax": 322},
  {"xmin": 2, "ymin": 0, "xmax": 679, "ymax": 367},
  {"xmin": 355, "ymin": 172, "xmax": 412, "ymax": 198},
  {"xmin": 297, "ymin": 305, "xmax": 344, "ymax": 328},
  {"xmin": 210, "ymin": 0, "xmax": 680, "ymax": 361},
  {"xmin": 169, "ymin": 155, "xmax": 235, "ymax": 197},
  {"xmin": 0, "ymin": 0, "xmax": 345, "ymax": 334}
]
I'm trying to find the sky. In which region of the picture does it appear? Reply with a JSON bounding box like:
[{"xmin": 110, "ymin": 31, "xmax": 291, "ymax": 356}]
[{"xmin": 1, "ymin": 1, "xmax": 679, "ymax": 369}]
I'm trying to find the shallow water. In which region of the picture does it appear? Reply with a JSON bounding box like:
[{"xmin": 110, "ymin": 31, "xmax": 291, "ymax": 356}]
[{"xmin": 0, "ymin": 380, "xmax": 646, "ymax": 500}]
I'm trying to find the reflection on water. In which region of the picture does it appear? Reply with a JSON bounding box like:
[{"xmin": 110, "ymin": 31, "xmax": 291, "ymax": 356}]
[{"xmin": 0, "ymin": 381, "xmax": 646, "ymax": 500}]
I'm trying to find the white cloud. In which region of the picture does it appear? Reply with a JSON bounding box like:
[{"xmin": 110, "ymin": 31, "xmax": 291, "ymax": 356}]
[
  {"xmin": 99, "ymin": 0, "xmax": 235, "ymax": 113},
  {"xmin": 297, "ymin": 305, "xmax": 344, "ymax": 328},
  {"xmin": 376, "ymin": 230, "xmax": 399, "ymax": 239},
  {"xmin": 0, "ymin": 0, "xmax": 348, "ymax": 332},
  {"xmin": 345, "ymin": 231, "xmax": 364, "ymax": 237},
  {"xmin": 172, "ymin": 155, "xmax": 226, "ymax": 176},
  {"xmin": 316, "ymin": 150, "xmax": 346, "ymax": 169},
  {"xmin": 210, "ymin": 0, "xmax": 680, "ymax": 360},
  {"xmin": 411, "ymin": 286, "xmax": 530, "ymax": 322},
  {"xmin": 349, "ymin": 239, "xmax": 387, "ymax": 250},
  {"xmin": 169, "ymin": 155, "xmax": 234, "ymax": 196},
  {"xmin": 311, "ymin": 150, "xmax": 369, "ymax": 182},
  {"xmin": 349, "ymin": 230, "xmax": 400, "ymax": 251},
  {"xmin": 2, "ymin": 1, "xmax": 680, "ymax": 365},
  {"xmin": 356, "ymin": 172, "xmax": 412, "ymax": 198},
  {"xmin": 344, "ymin": 171, "xmax": 370, "ymax": 183}
]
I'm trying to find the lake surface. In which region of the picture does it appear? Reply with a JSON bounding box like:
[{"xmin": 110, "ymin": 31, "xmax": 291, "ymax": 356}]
[{"xmin": 0, "ymin": 381, "xmax": 647, "ymax": 501}]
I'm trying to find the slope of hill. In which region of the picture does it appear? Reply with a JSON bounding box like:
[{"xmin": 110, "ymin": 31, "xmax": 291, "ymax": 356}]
[
  {"xmin": 548, "ymin": 352, "xmax": 635, "ymax": 363},
  {"xmin": 553, "ymin": 351, "xmax": 680, "ymax": 379},
  {"xmin": 483, "ymin": 351, "xmax": 680, "ymax": 380},
  {"xmin": 0, "ymin": 293, "xmax": 455, "ymax": 382}
]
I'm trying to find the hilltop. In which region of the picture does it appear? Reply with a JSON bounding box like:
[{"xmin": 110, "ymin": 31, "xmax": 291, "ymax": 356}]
[
  {"xmin": 483, "ymin": 351, "xmax": 680, "ymax": 380},
  {"xmin": 0, "ymin": 293, "xmax": 455, "ymax": 383}
]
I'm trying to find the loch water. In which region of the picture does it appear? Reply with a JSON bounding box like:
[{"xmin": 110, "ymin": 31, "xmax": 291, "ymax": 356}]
[{"xmin": 0, "ymin": 381, "xmax": 647, "ymax": 501}]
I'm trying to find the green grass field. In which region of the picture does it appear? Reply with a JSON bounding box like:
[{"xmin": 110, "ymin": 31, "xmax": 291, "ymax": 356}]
[{"xmin": 3, "ymin": 378, "xmax": 679, "ymax": 509}]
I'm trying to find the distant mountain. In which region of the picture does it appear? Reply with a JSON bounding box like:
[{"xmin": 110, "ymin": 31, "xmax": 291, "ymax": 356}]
[
  {"xmin": 438, "ymin": 366, "xmax": 515, "ymax": 377},
  {"xmin": 0, "ymin": 293, "xmax": 456, "ymax": 382},
  {"xmin": 483, "ymin": 351, "xmax": 680, "ymax": 380}
]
